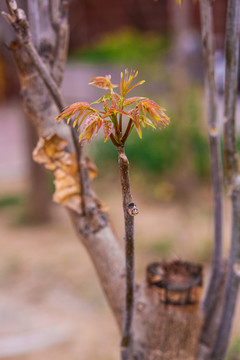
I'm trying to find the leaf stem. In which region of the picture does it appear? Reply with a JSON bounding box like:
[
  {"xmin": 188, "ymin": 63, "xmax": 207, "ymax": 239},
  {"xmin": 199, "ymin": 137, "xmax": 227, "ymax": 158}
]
[
  {"xmin": 119, "ymin": 113, "xmax": 123, "ymax": 134},
  {"xmin": 114, "ymin": 115, "xmax": 121, "ymax": 138},
  {"xmin": 110, "ymin": 133, "xmax": 121, "ymax": 147},
  {"xmin": 119, "ymin": 98, "xmax": 124, "ymax": 134},
  {"xmin": 118, "ymin": 145, "xmax": 137, "ymax": 360},
  {"xmin": 122, "ymin": 119, "xmax": 133, "ymax": 143}
]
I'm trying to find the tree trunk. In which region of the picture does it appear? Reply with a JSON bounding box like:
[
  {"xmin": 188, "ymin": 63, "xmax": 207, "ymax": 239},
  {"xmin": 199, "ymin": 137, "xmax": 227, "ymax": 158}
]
[{"xmin": 24, "ymin": 117, "xmax": 51, "ymax": 223}]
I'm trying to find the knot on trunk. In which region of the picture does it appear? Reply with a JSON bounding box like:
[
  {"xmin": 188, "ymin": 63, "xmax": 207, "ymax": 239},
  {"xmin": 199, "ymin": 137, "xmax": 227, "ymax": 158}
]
[{"xmin": 127, "ymin": 202, "xmax": 139, "ymax": 216}]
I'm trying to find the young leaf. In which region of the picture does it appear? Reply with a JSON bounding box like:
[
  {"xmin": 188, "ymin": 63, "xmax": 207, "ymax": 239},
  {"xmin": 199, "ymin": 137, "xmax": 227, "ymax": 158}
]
[
  {"xmin": 79, "ymin": 114, "xmax": 103, "ymax": 143},
  {"xmin": 55, "ymin": 102, "xmax": 97, "ymax": 130},
  {"xmin": 91, "ymin": 94, "xmax": 112, "ymax": 104},
  {"xmin": 138, "ymin": 99, "xmax": 170, "ymax": 129},
  {"xmin": 111, "ymin": 92, "xmax": 122, "ymax": 106},
  {"xmin": 120, "ymin": 69, "xmax": 145, "ymax": 97},
  {"xmin": 123, "ymin": 96, "xmax": 145, "ymax": 107},
  {"xmin": 56, "ymin": 71, "xmax": 170, "ymax": 146},
  {"xmin": 89, "ymin": 75, "xmax": 118, "ymax": 91},
  {"xmin": 103, "ymin": 119, "xmax": 114, "ymax": 142},
  {"xmin": 129, "ymin": 106, "xmax": 142, "ymax": 138},
  {"xmin": 125, "ymin": 80, "xmax": 145, "ymax": 95}
]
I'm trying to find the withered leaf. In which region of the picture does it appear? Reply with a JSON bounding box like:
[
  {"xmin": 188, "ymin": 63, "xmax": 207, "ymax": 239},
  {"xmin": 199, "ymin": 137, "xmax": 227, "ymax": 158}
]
[{"xmin": 33, "ymin": 134, "xmax": 98, "ymax": 214}]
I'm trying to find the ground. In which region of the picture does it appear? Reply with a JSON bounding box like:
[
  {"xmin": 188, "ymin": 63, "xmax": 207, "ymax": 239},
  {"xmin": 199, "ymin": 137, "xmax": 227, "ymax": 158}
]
[{"xmin": 1, "ymin": 175, "xmax": 240, "ymax": 359}]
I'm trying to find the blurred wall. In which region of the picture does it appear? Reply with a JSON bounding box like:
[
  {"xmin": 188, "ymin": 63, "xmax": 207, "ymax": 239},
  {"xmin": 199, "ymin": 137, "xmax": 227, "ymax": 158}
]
[
  {"xmin": 0, "ymin": 0, "xmax": 229, "ymax": 100},
  {"xmin": 68, "ymin": 0, "xmax": 227, "ymax": 49}
]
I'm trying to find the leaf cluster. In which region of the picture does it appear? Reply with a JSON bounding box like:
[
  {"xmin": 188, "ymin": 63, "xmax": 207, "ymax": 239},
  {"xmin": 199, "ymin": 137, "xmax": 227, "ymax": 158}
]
[{"xmin": 56, "ymin": 70, "xmax": 169, "ymax": 146}]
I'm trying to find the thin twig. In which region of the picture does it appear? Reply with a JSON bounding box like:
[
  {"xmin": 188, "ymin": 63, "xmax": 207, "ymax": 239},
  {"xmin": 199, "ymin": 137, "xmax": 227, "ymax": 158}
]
[
  {"xmin": 211, "ymin": 0, "xmax": 240, "ymax": 359},
  {"xmin": 27, "ymin": 0, "xmax": 40, "ymax": 49},
  {"xmin": 49, "ymin": 0, "xmax": 69, "ymax": 84},
  {"xmin": 118, "ymin": 145, "xmax": 137, "ymax": 360},
  {"xmin": 199, "ymin": 0, "xmax": 224, "ymax": 316}
]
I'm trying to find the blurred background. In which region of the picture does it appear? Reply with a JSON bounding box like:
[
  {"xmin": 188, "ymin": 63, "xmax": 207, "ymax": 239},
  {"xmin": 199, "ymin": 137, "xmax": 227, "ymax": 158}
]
[{"xmin": 0, "ymin": 0, "xmax": 240, "ymax": 359}]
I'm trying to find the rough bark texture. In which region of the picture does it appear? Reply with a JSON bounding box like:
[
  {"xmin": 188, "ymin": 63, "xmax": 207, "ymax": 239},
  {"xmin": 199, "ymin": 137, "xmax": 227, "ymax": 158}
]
[
  {"xmin": 4, "ymin": 1, "xmax": 204, "ymax": 359},
  {"xmin": 223, "ymin": 0, "xmax": 240, "ymax": 185},
  {"xmin": 24, "ymin": 118, "xmax": 51, "ymax": 223},
  {"xmin": 132, "ymin": 262, "xmax": 203, "ymax": 360}
]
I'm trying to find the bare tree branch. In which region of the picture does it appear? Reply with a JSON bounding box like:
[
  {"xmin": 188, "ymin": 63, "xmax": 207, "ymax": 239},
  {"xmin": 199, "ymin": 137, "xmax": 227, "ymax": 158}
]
[
  {"xmin": 49, "ymin": 0, "xmax": 69, "ymax": 84},
  {"xmin": 197, "ymin": 1, "xmax": 225, "ymax": 357},
  {"xmin": 199, "ymin": 0, "xmax": 224, "ymax": 310},
  {"xmin": 27, "ymin": 0, "xmax": 40, "ymax": 49},
  {"xmin": 2, "ymin": 1, "xmax": 64, "ymax": 110},
  {"xmin": 118, "ymin": 145, "xmax": 138, "ymax": 360},
  {"xmin": 223, "ymin": 1, "xmax": 240, "ymax": 185},
  {"xmin": 211, "ymin": 0, "xmax": 240, "ymax": 359}
]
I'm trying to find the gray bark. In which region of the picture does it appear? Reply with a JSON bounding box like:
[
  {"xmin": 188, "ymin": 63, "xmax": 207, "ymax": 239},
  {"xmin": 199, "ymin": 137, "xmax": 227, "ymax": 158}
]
[
  {"xmin": 210, "ymin": 1, "xmax": 240, "ymax": 359},
  {"xmin": 197, "ymin": 1, "xmax": 225, "ymax": 358}
]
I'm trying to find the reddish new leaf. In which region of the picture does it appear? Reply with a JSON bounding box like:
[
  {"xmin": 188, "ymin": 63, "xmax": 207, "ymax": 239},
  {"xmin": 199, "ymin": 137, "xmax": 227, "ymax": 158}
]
[
  {"xmin": 79, "ymin": 114, "xmax": 103, "ymax": 143},
  {"xmin": 129, "ymin": 106, "xmax": 142, "ymax": 138},
  {"xmin": 103, "ymin": 119, "xmax": 114, "ymax": 142},
  {"xmin": 89, "ymin": 75, "xmax": 118, "ymax": 91},
  {"xmin": 123, "ymin": 97, "xmax": 144, "ymax": 107},
  {"xmin": 138, "ymin": 99, "xmax": 169, "ymax": 129},
  {"xmin": 56, "ymin": 70, "xmax": 170, "ymax": 145}
]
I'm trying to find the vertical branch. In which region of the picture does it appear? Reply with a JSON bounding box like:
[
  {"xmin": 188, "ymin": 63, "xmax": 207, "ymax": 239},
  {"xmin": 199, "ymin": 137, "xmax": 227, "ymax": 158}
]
[
  {"xmin": 223, "ymin": 1, "xmax": 240, "ymax": 185},
  {"xmin": 49, "ymin": 0, "xmax": 69, "ymax": 84},
  {"xmin": 118, "ymin": 145, "xmax": 138, "ymax": 360},
  {"xmin": 27, "ymin": 0, "xmax": 40, "ymax": 49},
  {"xmin": 211, "ymin": 1, "xmax": 240, "ymax": 359},
  {"xmin": 199, "ymin": 0, "xmax": 224, "ymax": 315}
]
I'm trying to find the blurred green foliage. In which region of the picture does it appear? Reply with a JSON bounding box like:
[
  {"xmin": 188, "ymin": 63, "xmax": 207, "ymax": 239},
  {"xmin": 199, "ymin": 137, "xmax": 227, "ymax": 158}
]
[
  {"xmin": 0, "ymin": 194, "xmax": 22, "ymax": 208},
  {"xmin": 226, "ymin": 336, "xmax": 240, "ymax": 360},
  {"xmin": 147, "ymin": 237, "xmax": 174, "ymax": 257},
  {"xmin": 70, "ymin": 28, "xmax": 169, "ymax": 65}
]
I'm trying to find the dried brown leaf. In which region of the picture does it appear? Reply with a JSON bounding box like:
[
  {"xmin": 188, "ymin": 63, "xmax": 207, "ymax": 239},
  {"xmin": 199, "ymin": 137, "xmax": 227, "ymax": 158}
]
[{"xmin": 33, "ymin": 134, "xmax": 97, "ymax": 214}]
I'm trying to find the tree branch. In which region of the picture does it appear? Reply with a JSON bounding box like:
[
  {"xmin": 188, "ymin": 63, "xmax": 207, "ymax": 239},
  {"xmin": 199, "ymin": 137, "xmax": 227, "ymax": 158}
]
[
  {"xmin": 2, "ymin": 3, "xmax": 64, "ymax": 110},
  {"xmin": 198, "ymin": 1, "xmax": 225, "ymax": 356},
  {"xmin": 49, "ymin": 0, "xmax": 69, "ymax": 84},
  {"xmin": 122, "ymin": 119, "xmax": 133, "ymax": 144},
  {"xmin": 118, "ymin": 145, "xmax": 138, "ymax": 360},
  {"xmin": 27, "ymin": 0, "xmax": 40, "ymax": 49},
  {"xmin": 211, "ymin": 1, "xmax": 240, "ymax": 359}
]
